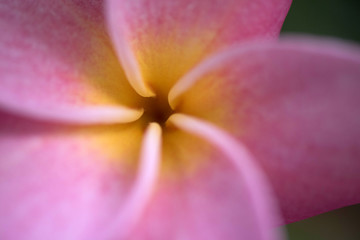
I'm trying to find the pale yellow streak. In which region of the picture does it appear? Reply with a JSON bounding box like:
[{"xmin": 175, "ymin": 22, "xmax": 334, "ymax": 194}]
[
  {"xmin": 103, "ymin": 123, "xmax": 162, "ymax": 239},
  {"xmin": 118, "ymin": 41, "xmax": 156, "ymax": 97}
]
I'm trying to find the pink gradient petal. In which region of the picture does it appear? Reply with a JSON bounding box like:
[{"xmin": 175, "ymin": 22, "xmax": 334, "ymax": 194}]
[
  {"xmin": 175, "ymin": 38, "xmax": 360, "ymax": 223},
  {"xmin": 106, "ymin": 0, "xmax": 292, "ymax": 95},
  {"xmin": 123, "ymin": 116, "xmax": 283, "ymax": 240},
  {"xmin": 0, "ymin": 0, "xmax": 140, "ymax": 122},
  {"xmin": 0, "ymin": 111, "xmax": 140, "ymax": 240}
]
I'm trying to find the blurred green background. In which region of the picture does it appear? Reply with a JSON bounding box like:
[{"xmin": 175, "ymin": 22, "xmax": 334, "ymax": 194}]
[
  {"xmin": 281, "ymin": 0, "xmax": 360, "ymax": 239},
  {"xmin": 282, "ymin": 0, "xmax": 360, "ymax": 42}
]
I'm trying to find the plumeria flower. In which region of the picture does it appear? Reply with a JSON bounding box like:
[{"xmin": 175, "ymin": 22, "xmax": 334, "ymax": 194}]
[{"xmin": 0, "ymin": 0, "xmax": 360, "ymax": 239}]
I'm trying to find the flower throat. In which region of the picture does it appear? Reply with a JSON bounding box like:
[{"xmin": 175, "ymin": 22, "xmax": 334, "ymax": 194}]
[{"xmin": 140, "ymin": 94, "xmax": 174, "ymax": 127}]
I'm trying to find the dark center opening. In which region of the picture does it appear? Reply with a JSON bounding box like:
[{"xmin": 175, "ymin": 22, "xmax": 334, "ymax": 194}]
[{"xmin": 140, "ymin": 95, "xmax": 174, "ymax": 127}]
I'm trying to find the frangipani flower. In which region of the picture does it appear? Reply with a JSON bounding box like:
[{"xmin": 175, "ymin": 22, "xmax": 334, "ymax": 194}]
[{"xmin": 0, "ymin": 0, "xmax": 359, "ymax": 239}]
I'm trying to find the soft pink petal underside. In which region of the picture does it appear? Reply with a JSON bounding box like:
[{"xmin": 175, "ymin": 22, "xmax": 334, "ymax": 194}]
[
  {"xmin": 0, "ymin": 111, "xmax": 134, "ymax": 240},
  {"xmin": 176, "ymin": 38, "xmax": 360, "ymax": 223},
  {"xmin": 106, "ymin": 0, "xmax": 292, "ymax": 93},
  {"xmin": 0, "ymin": 0, "xmax": 139, "ymax": 123}
]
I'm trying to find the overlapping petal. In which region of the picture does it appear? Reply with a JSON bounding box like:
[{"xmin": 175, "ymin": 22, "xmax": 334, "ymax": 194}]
[
  {"xmin": 0, "ymin": 0, "xmax": 141, "ymax": 124},
  {"xmin": 0, "ymin": 110, "xmax": 145, "ymax": 239},
  {"xmin": 172, "ymin": 38, "xmax": 360, "ymax": 223},
  {"xmin": 106, "ymin": 0, "xmax": 292, "ymax": 96},
  {"xmin": 3, "ymin": 0, "xmax": 359, "ymax": 239},
  {"xmin": 121, "ymin": 123, "xmax": 283, "ymax": 240}
]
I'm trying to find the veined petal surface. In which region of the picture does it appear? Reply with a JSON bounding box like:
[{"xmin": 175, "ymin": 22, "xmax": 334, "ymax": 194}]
[
  {"xmin": 106, "ymin": 0, "xmax": 292, "ymax": 96},
  {"xmin": 174, "ymin": 38, "xmax": 360, "ymax": 223}
]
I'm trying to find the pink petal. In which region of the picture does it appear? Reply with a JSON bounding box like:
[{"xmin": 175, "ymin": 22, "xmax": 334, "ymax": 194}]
[
  {"xmin": 0, "ymin": 0, "xmax": 141, "ymax": 123},
  {"xmin": 0, "ymin": 110, "xmax": 142, "ymax": 239},
  {"xmin": 123, "ymin": 116, "xmax": 284, "ymax": 240},
  {"xmin": 172, "ymin": 37, "xmax": 360, "ymax": 223},
  {"xmin": 103, "ymin": 123, "xmax": 163, "ymax": 239},
  {"xmin": 106, "ymin": 0, "xmax": 292, "ymax": 96}
]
